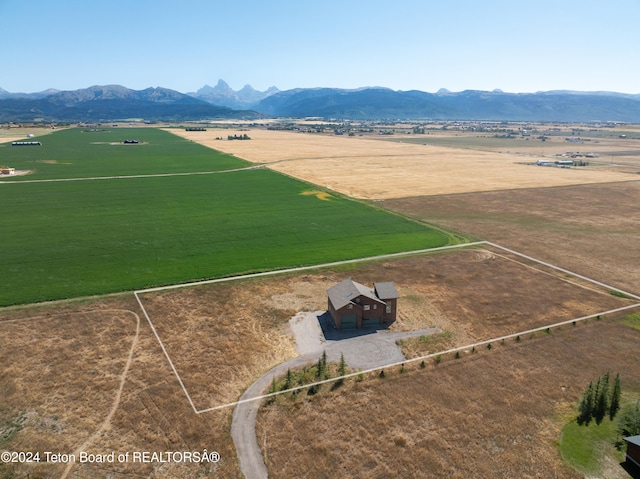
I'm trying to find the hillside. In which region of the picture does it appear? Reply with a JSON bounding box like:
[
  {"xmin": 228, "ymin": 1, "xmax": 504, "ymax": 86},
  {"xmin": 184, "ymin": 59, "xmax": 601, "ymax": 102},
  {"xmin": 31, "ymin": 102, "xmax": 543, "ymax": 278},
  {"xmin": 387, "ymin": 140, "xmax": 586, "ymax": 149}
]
[
  {"xmin": 0, "ymin": 85, "xmax": 264, "ymax": 122},
  {"xmin": 257, "ymin": 87, "xmax": 640, "ymax": 122},
  {"xmin": 1, "ymin": 83, "xmax": 639, "ymax": 122}
]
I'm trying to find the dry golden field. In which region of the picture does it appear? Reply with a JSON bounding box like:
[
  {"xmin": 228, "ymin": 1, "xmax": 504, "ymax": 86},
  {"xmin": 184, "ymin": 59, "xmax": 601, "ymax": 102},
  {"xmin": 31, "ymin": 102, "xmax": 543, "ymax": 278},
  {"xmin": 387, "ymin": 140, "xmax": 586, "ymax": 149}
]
[
  {"xmin": 0, "ymin": 296, "xmax": 243, "ymax": 479},
  {"xmin": 0, "ymin": 127, "xmax": 60, "ymax": 144},
  {"xmin": 169, "ymin": 127, "xmax": 637, "ymax": 198},
  {"xmin": 382, "ymin": 180, "xmax": 640, "ymax": 294}
]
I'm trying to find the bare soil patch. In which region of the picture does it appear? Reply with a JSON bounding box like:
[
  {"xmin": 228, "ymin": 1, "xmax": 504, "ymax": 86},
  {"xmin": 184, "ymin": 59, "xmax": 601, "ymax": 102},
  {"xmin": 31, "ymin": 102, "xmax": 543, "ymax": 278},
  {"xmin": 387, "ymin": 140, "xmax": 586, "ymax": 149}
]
[
  {"xmin": 257, "ymin": 318, "xmax": 640, "ymax": 479},
  {"xmin": 168, "ymin": 128, "xmax": 635, "ymax": 199},
  {"xmin": 381, "ymin": 181, "xmax": 640, "ymax": 294}
]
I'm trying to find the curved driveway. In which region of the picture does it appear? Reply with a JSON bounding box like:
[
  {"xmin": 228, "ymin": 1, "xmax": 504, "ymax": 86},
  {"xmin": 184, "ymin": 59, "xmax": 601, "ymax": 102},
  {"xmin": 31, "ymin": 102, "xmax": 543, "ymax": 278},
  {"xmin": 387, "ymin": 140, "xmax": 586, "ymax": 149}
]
[{"xmin": 231, "ymin": 311, "xmax": 439, "ymax": 479}]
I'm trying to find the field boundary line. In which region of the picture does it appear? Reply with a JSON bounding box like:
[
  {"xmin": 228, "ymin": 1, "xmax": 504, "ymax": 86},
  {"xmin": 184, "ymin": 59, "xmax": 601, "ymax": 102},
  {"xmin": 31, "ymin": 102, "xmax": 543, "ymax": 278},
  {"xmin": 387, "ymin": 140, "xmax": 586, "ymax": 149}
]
[
  {"xmin": 486, "ymin": 242, "xmax": 640, "ymax": 301},
  {"xmin": 134, "ymin": 240, "xmax": 640, "ymax": 414},
  {"xmin": 135, "ymin": 241, "xmax": 486, "ymax": 295},
  {"xmin": 197, "ymin": 302, "xmax": 640, "ymax": 414},
  {"xmin": 134, "ymin": 291, "xmax": 198, "ymax": 414}
]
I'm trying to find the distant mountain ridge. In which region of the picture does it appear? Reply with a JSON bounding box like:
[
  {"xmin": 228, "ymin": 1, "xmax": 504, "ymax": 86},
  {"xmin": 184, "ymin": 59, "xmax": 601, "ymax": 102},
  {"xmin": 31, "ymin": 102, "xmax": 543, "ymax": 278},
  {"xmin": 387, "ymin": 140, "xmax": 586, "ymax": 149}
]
[
  {"xmin": 188, "ymin": 79, "xmax": 279, "ymax": 109},
  {"xmin": 256, "ymin": 87, "xmax": 640, "ymax": 122},
  {"xmin": 1, "ymin": 82, "xmax": 639, "ymax": 122},
  {"xmin": 0, "ymin": 85, "xmax": 264, "ymax": 122}
]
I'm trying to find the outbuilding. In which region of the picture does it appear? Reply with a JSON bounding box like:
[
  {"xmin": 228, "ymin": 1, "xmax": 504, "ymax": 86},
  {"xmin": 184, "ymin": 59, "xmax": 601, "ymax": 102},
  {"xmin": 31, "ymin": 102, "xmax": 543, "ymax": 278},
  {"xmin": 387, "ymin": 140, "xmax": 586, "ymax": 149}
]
[
  {"xmin": 326, "ymin": 278, "xmax": 399, "ymax": 330},
  {"xmin": 624, "ymin": 435, "xmax": 640, "ymax": 470}
]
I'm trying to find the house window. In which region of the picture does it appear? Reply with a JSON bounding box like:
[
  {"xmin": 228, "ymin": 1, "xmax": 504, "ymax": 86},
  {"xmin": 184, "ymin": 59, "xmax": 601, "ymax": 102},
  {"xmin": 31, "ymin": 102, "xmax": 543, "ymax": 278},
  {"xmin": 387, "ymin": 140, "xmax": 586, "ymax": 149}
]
[
  {"xmin": 348, "ymin": 304, "xmax": 353, "ymax": 309},
  {"xmin": 386, "ymin": 304, "xmax": 391, "ymax": 314},
  {"xmin": 364, "ymin": 305, "xmax": 370, "ymax": 311},
  {"xmin": 373, "ymin": 304, "xmax": 377, "ymax": 309}
]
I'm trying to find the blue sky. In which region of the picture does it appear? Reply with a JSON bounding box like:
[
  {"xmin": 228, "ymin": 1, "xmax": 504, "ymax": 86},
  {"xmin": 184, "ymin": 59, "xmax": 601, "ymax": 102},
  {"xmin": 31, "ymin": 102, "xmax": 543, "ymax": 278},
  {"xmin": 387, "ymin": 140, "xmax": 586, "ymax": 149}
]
[{"xmin": 1, "ymin": 0, "xmax": 638, "ymax": 94}]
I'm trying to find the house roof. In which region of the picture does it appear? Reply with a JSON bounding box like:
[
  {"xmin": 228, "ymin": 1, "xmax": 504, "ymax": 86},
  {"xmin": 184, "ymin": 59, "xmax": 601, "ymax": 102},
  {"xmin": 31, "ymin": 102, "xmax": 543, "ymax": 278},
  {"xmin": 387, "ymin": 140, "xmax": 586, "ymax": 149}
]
[
  {"xmin": 327, "ymin": 278, "xmax": 384, "ymax": 310},
  {"xmin": 374, "ymin": 282, "xmax": 399, "ymax": 300},
  {"xmin": 625, "ymin": 435, "xmax": 640, "ymax": 447}
]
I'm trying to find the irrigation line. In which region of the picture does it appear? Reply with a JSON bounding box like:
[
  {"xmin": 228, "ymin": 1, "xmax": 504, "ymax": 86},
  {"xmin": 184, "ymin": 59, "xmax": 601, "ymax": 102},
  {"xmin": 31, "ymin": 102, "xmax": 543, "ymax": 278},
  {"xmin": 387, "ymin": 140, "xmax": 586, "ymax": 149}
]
[{"xmin": 0, "ymin": 165, "xmax": 265, "ymax": 185}]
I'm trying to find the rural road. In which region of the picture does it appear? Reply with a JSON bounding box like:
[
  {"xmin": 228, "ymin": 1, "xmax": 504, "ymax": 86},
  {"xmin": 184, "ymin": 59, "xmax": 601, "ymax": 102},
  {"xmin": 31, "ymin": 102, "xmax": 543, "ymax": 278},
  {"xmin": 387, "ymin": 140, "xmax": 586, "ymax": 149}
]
[{"xmin": 231, "ymin": 311, "xmax": 439, "ymax": 479}]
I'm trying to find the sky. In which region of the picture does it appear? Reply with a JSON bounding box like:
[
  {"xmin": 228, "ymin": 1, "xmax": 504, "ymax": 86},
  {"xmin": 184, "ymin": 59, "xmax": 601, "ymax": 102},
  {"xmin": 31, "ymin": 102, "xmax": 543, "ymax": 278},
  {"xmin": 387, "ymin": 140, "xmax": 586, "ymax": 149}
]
[{"xmin": 1, "ymin": 0, "xmax": 639, "ymax": 94}]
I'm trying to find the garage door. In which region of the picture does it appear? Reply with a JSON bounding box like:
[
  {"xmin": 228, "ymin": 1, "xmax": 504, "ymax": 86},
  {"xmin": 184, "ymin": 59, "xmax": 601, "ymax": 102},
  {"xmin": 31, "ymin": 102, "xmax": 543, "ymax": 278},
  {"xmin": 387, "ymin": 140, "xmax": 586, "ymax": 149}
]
[
  {"xmin": 362, "ymin": 317, "xmax": 380, "ymax": 328},
  {"xmin": 341, "ymin": 314, "xmax": 357, "ymax": 329}
]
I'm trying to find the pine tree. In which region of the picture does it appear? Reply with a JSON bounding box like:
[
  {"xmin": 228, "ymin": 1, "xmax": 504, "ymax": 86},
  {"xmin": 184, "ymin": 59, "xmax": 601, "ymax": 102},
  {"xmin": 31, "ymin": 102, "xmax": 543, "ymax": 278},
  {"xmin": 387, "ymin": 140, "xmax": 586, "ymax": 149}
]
[
  {"xmin": 336, "ymin": 353, "xmax": 346, "ymax": 386},
  {"xmin": 578, "ymin": 381, "xmax": 595, "ymax": 425},
  {"xmin": 284, "ymin": 368, "xmax": 292, "ymax": 391},
  {"xmin": 594, "ymin": 373, "xmax": 610, "ymax": 425},
  {"xmin": 609, "ymin": 373, "xmax": 622, "ymax": 421}
]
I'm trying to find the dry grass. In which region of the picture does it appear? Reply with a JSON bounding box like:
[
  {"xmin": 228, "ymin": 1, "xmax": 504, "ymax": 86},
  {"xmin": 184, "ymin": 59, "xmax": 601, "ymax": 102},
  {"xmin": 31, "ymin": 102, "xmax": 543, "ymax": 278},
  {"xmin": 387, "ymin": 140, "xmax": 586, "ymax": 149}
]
[
  {"xmin": 382, "ymin": 181, "xmax": 640, "ymax": 294},
  {"xmin": 169, "ymin": 128, "xmax": 636, "ymax": 199},
  {"xmin": 0, "ymin": 297, "xmax": 243, "ymax": 479},
  {"xmin": 0, "ymin": 127, "xmax": 62, "ymax": 144},
  {"xmin": 256, "ymin": 318, "xmax": 640, "ymax": 479},
  {"xmin": 0, "ymin": 244, "xmax": 634, "ymax": 478},
  {"xmin": 131, "ymin": 246, "xmax": 631, "ymax": 410}
]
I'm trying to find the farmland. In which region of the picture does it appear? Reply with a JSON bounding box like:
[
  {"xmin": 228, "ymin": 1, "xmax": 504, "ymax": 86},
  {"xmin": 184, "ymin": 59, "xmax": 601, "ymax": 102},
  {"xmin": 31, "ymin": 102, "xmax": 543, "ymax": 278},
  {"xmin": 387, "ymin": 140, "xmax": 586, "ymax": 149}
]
[
  {"xmin": 0, "ymin": 128, "xmax": 452, "ymax": 306},
  {"xmin": 172, "ymin": 126, "xmax": 638, "ymax": 198},
  {"xmin": 1, "ymin": 123, "xmax": 640, "ymax": 479}
]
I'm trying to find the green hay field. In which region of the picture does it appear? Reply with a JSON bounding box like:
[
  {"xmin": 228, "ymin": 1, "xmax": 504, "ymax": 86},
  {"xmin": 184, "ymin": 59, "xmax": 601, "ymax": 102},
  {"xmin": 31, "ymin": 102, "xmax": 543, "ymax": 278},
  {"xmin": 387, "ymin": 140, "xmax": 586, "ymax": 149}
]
[
  {"xmin": 0, "ymin": 129, "xmax": 454, "ymax": 306},
  {"xmin": 0, "ymin": 127, "xmax": 246, "ymax": 179}
]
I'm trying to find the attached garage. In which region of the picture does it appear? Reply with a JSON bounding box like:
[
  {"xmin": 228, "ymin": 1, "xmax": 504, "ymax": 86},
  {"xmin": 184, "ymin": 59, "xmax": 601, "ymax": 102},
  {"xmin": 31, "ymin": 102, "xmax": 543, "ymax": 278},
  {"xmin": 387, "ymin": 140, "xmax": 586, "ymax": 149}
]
[
  {"xmin": 362, "ymin": 317, "xmax": 381, "ymax": 328},
  {"xmin": 340, "ymin": 314, "xmax": 358, "ymax": 329},
  {"xmin": 327, "ymin": 278, "xmax": 399, "ymax": 330}
]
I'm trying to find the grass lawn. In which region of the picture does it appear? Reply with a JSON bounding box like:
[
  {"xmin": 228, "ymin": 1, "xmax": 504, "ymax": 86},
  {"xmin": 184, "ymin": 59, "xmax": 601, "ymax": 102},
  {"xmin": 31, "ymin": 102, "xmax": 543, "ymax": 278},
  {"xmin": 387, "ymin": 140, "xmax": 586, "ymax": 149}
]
[
  {"xmin": 0, "ymin": 129, "xmax": 454, "ymax": 306},
  {"xmin": 560, "ymin": 417, "xmax": 624, "ymax": 476}
]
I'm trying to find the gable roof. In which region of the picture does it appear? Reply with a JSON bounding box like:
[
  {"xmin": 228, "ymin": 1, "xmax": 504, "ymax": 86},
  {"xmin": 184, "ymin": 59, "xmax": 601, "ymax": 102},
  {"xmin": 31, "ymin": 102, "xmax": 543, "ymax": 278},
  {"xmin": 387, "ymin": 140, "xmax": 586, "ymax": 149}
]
[
  {"xmin": 625, "ymin": 435, "xmax": 640, "ymax": 447},
  {"xmin": 374, "ymin": 282, "xmax": 399, "ymax": 300},
  {"xmin": 327, "ymin": 278, "xmax": 384, "ymax": 310}
]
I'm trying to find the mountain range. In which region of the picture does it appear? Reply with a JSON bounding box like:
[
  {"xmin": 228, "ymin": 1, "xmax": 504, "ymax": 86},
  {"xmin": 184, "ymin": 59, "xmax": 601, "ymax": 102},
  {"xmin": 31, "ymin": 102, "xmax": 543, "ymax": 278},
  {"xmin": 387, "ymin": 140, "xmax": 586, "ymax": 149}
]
[{"xmin": 1, "ymin": 82, "xmax": 639, "ymax": 122}]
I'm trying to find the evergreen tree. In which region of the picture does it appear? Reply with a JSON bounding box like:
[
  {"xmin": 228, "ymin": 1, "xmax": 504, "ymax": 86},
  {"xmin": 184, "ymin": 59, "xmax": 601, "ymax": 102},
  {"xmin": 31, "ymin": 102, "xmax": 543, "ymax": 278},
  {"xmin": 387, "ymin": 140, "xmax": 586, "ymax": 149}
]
[
  {"xmin": 609, "ymin": 373, "xmax": 622, "ymax": 421},
  {"xmin": 336, "ymin": 353, "xmax": 346, "ymax": 386},
  {"xmin": 618, "ymin": 400, "xmax": 640, "ymax": 437},
  {"xmin": 283, "ymin": 368, "xmax": 292, "ymax": 390},
  {"xmin": 594, "ymin": 373, "xmax": 610, "ymax": 425},
  {"xmin": 578, "ymin": 381, "xmax": 595, "ymax": 425}
]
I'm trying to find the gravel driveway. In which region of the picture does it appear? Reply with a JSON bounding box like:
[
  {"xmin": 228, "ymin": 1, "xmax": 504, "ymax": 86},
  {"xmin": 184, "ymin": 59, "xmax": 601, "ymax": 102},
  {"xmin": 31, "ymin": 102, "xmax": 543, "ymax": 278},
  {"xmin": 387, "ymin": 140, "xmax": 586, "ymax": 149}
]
[{"xmin": 290, "ymin": 310, "xmax": 439, "ymax": 370}]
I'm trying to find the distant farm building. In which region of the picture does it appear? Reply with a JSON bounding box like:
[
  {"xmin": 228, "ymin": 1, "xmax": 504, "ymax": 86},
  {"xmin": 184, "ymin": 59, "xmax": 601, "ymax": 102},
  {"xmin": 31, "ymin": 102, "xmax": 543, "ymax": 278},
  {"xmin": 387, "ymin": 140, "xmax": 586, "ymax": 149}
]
[
  {"xmin": 327, "ymin": 278, "xmax": 399, "ymax": 330},
  {"xmin": 123, "ymin": 139, "xmax": 139, "ymax": 144},
  {"xmin": 624, "ymin": 436, "xmax": 640, "ymax": 470},
  {"xmin": 185, "ymin": 127, "xmax": 206, "ymax": 131},
  {"xmin": 1, "ymin": 167, "xmax": 16, "ymax": 176},
  {"xmin": 11, "ymin": 141, "xmax": 41, "ymax": 146},
  {"xmin": 536, "ymin": 159, "xmax": 574, "ymax": 168}
]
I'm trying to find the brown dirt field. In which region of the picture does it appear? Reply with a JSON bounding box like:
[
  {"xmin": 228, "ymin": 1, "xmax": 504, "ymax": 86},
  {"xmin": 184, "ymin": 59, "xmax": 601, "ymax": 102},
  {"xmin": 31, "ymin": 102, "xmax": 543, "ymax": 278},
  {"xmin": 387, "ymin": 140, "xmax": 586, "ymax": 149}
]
[
  {"xmin": 132, "ymin": 246, "xmax": 631, "ymax": 412},
  {"xmin": 167, "ymin": 128, "xmax": 636, "ymax": 199},
  {"xmin": 0, "ymin": 244, "xmax": 634, "ymax": 478},
  {"xmin": 256, "ymin": 317, "xmax": 640, "ymax": 479},
  {"xmin": 381, "ymin": 181, "xmax": 640, "ymax": 294}
]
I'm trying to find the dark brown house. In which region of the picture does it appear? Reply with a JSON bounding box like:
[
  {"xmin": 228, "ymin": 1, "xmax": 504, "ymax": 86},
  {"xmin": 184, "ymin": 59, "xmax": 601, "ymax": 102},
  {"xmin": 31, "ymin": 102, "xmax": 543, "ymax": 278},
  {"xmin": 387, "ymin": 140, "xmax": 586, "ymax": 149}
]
[
  {"xmin": 327, "ymin": 278, "xmax": 399, "ymax": 330},
  {"xmin": 624, "ymin": 435, "xmax": 640, "ymax": 470}
]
